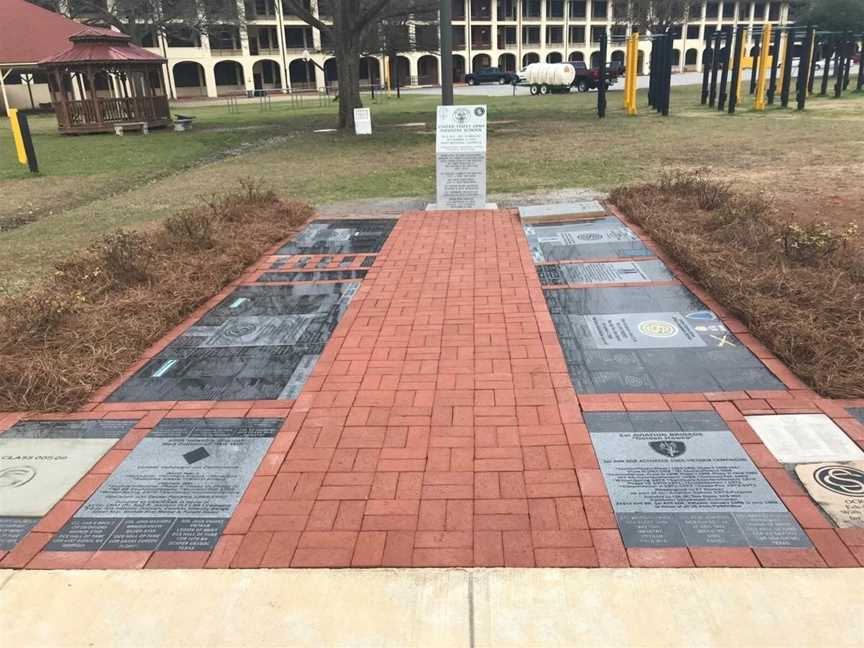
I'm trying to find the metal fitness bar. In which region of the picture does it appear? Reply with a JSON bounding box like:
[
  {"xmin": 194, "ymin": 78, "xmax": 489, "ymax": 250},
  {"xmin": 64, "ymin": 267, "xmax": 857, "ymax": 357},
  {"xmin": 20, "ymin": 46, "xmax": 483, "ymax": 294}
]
[
  {"xmin": 709, "ymin": 30, "xmax": 722, "ymax": 107},
  {"xmin": 728, "ymin": 25, "xmax": 745, "ymax": 114},
  {"xmin": 597, "ymin": 31, "xmax": 607, "ymax": 118},
  {"xmin": 780, "ymin": 29, "xmax": 794, "ymax": 107}
]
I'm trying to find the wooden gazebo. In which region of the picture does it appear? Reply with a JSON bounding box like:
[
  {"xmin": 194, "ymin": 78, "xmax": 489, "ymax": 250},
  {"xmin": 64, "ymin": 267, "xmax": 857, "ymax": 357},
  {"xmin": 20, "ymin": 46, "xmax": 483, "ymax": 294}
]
[{"xmin": 40, "ymin": 28, "xmax": 170, "ymax": 134}]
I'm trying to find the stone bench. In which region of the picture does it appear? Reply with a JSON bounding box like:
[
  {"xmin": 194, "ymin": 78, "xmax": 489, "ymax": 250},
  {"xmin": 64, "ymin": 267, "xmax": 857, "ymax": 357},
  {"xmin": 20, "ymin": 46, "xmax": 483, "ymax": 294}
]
[
  {"xmin": 113, "ymin": 121, "xmax": 149, "ymax": 136},
  {"xmin": 173, "ymin": 115, "xmax": 195, "ymax": 132}
]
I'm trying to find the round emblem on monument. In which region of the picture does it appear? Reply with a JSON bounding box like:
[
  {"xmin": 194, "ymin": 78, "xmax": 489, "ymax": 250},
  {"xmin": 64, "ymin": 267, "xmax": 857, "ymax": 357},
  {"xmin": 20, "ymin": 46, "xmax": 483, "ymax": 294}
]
[
  {"xmin": 452, "ymin": 108, "xmax": 470, "ymax": 123},
  {"xmin": 638, "ymin": 320, "xmax": 678, "ymax": 338},
  {"xmin": 813, "ymin": 465, "xmax": 864, "ymax": 497},
  {"xmin": 575, "ymin": 232, "xmax": 603, "ymax": 241},
  {"xmin": 0, "ymin": 466, "xmax": 37, "ymax": 488},
  {"xmin": 223, "ymin": 322, "xmax": 257, "ymax": 339},
  {"xmin": 474, "ymin": 107, "xmax": 485, "ymax": 116}
]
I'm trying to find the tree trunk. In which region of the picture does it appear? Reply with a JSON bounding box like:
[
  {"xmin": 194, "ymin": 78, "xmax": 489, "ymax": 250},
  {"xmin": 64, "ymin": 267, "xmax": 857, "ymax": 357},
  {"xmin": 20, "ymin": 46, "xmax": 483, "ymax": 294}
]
[{"xmin": 335, "ymin": 41, "xmax": 362, "ymax": 129}]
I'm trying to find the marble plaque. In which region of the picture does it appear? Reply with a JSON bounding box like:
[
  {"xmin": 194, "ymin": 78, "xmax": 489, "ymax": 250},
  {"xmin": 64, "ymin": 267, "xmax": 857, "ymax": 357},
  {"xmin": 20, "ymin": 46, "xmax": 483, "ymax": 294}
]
[
  {"xmin": 47, "ymin": 418, "xmax": 280, "ymax": 552},
  {"xmin": 587, "ymin": 411, "xmax": 810, "ymax": 548},
  {"xmin": 536, "ymin": 260, "xmax": 673, "ymax": 286},
  {"xmin": 746, "ymin": 414, "xmax": 864, "ymax": 464},
  {"xmin": 524, "ymin": 217, "xmax": 651, "ymax": 262},
  {"xmin": 547, "ymin": 285, "xmax": 783, "ymax": 393},
  {"xmin": 435, "ymin": 105, "xmax": 487, "ymax": 210},
  {"xmin": 519, "ymin": 201, "xmax": 606, "ymax": 222},
  {"xmin": 277, "ymin": 219, "xmax": 396, "ymax": 255},
  {"xmin": 795, "ymin": 461, "xmax": 864, "ymax": 528}
]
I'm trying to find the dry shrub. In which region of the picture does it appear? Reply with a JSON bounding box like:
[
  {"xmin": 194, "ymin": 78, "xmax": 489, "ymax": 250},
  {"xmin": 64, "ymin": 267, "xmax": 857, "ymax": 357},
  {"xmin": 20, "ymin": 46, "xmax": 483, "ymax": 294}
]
[
  {"xmin": 610, "ymin": 170, "xmax": 864, "ymax": 399},
  {"xmin": 0, "ymin": 182, "xmax": 313, "ymax": 411}
]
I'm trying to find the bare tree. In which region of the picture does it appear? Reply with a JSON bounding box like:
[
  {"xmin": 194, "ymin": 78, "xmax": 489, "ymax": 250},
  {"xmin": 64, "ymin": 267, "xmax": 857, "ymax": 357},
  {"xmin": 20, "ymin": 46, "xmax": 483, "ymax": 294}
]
[
  {"xmin": 612, "ymin": 0, "xmax": 687, "ymax": 33},
  {"xmin": 284, "ymin": 0, "xmax": 437, "ymax": 128}
]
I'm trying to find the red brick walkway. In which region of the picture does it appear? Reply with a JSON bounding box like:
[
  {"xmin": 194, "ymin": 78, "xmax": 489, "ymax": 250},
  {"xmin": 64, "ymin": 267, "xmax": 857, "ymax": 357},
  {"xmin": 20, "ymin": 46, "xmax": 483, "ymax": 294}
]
[{"xmin": 3, "ymin": 208, "xmax": 864, "ymax": 570}]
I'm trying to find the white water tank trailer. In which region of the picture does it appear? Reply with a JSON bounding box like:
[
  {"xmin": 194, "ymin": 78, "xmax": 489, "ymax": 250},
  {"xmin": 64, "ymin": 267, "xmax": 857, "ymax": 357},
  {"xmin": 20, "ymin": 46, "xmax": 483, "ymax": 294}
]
[{"xmin": 521, "ymin": 63, "xmax": 577, "ymax": 95}]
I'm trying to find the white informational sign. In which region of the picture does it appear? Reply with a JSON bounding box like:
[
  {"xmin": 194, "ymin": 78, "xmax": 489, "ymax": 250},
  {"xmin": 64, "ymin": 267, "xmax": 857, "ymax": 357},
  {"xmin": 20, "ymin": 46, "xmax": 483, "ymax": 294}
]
[
  {"xmin": 434, "ymin": 105, "xmax": 487, "ymax": 210},
  {"xmin": 354, "ymin": 107, "xmax": 372, "ymax": 135}
]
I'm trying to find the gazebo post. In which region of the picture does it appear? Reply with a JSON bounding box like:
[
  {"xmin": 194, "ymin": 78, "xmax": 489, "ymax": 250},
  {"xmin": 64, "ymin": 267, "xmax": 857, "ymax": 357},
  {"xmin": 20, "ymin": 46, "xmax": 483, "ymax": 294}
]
[{"xmin": 87, "ymin": 66, "xmax": 103, "ymax": 127}]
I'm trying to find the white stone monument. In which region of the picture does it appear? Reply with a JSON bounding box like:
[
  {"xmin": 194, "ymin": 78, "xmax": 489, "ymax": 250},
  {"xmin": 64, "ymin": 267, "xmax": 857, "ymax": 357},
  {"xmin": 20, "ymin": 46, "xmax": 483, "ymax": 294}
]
[{"xmin": 431, "ymin": 105, "xmax": 490, "ymax": 210}]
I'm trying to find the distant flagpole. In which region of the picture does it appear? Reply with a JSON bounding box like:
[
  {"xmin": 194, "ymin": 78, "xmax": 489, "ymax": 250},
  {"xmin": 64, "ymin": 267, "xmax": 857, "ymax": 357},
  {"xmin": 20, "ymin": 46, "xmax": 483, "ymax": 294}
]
[{"xmin": 440, "ymin": 0, "xmax": 454, "ymax": 105}]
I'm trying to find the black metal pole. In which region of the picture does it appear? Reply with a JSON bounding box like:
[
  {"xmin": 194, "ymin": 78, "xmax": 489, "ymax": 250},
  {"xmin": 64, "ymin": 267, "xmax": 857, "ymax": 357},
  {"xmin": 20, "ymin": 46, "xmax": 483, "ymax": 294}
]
[
  {"xmin": 797, "ymin": 27, "xmax": 815, "ymax": 110},
  {"xmin": 701, "ymin": 37, "xmax": 711, "ymax": 104},
  {"xmin": 780, "ymin": 28, "xmax": 794, "ymax": 107},
  {"xmin": 767, "ymin": 27, "xmax": 782, "ymax": 104},
  {"xmin": 663, "ymin": 33, "xmax": 673, "ymax": 115},
  {"xmin": 750, "ymin": 36, "xmax": 760, "ymax": 95},
  {"xmin": 649, "ymin": 38, "xmax": 657, "ymax": 107},
  {"xmin": 834, "ymin": 46, "xmax": 844, "ymax": 97},
  {"xmin": 807, "ymin": 35, "xmax": 819, "ymax": 95},
  {"xmin": 858, "ymin": 37, "xmax": 864, "ymax": 91},
  {"xmin": 729, "ymin": 25, "xmax": 744, "ymax": 114},
  {"xmin": 820, "ymin": 39, "xmax": 833, "ymax": 96},
  {"xmin": 598, "ymin": 31, "xmax": 607, "ymax": 118},
  {"xmin": 440, "ymin": 0, "xmax": 454, "ymax": 105},
  {"xmin": 843, "ymin": 41, "xmax": 852, "ymax": 89},
  {"xmin": 717, "ymin": 26, "xmax": 732, "ymax": 111},
  {"xmin": 709, "ymin": 31, "xmax": 722, "ymax": 107}
]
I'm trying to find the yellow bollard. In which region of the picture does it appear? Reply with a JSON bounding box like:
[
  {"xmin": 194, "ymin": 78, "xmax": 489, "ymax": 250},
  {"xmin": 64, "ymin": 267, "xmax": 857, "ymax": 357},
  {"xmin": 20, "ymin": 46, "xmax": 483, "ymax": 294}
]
[
  {"xmin": 624, "ymin": 36, "xmax": 632, "ymax": 111},
  {"xmin": 629, "ymin": 33, "xmax": 639, "ymax": 115},
  {"xmin": 754, "ymin": 24, "xmax": 771, "ymax": 111},
  {"xmin": 8, "ymin": 108, "xmax": 27, "ymax": 165}
]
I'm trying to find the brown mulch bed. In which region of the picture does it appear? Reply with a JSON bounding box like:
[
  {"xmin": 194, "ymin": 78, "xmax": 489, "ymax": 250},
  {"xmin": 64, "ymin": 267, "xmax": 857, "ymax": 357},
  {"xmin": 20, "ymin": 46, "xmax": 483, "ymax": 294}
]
[
  {"xmin": 0, "ymin": 182, "xmax": 313, "ymax": 412},
  {"xmin": 610, "ymin": 171, "xmax": 864, "ymax": 399}
]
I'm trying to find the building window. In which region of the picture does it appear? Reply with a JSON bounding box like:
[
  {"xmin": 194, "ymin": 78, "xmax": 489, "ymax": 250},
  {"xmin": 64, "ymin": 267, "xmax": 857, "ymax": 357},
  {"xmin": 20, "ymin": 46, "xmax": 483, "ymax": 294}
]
[
  {"xmin": 497, "ymin": 26, "xmax": 517, "ymax": 47},
  {"xmin": 453, "ymin": 25, "xmax": 466, "ymax": 48},
  {"xmin": 497, "ymin": 0, "xmax": 517, "ymax": 20},
  {"xmin": 472, "ymin": 0, "xmax": 492, "ymax": 20},
  {"xmin": 611, "ymin": 25, "xmax": 627, "ymax": 38},
  {"xmin": 706, "ymin": 2, "xmax": 719, "ymax": 18},
  {"xmin": 165, "ymin": 26, "xmax": 200, "ymax": 48},
  {"xmin": 523, "ymin": 26, "xmax": 541, "ymax": 44},
  {"xmin": 547, "ymin": 26, "xmax": 564, "ymax": 44},
  {"xmin": 687, "ymin": 25, "xmax": 700, "ymax": 39},
  {"xmin": 768, "ymin": 2, "xmax": 780, "ymax": 20},
  {"xmin": 688, "ymin": 2, "xmax": 702, "ymax": 19},
  {"xmin": 569, "ymin": 26, "xmax": 586, "ymax": 43},
  {"xmin": 722, "ymin": 2, "xmax": 735, "ymax": 18},
  {"xmin": 590, "ymin": 26, "xmax": 606, "ymax": 43},
  {"xmin": 753, "ymin": 2, "xmax": 766, "ymax": 19},
  {"xmin": 592, "ymin": 0, "xmax": 608, "ymax": 19},
  {"xmin": 547, "ymin": 0, "xmax": 564, "ymax": 18},
  {"xmin": 523, "ymin": 0, "xmax": 541, "ymax": 18},
  {"xmin": 569, "ymin": 0, "xmax": 586, "ymax": 18},
  {"xmin": 452, "ymin": 0, "xmax": 465, "ymax": 20}
]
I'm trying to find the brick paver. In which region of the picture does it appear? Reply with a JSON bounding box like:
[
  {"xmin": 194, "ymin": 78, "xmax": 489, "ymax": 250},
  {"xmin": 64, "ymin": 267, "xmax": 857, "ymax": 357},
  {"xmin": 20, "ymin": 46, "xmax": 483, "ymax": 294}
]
[{"xmin": 2, "ymin": 208, "xmax": 863, "ymax": 570}]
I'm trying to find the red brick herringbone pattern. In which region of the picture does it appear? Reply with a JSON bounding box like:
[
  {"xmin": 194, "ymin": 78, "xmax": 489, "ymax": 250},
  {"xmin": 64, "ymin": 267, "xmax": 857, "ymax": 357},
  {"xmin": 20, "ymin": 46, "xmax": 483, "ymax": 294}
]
[{"xmin": 226, "ymin": 210, "xmax": 617, "ymax": 568}]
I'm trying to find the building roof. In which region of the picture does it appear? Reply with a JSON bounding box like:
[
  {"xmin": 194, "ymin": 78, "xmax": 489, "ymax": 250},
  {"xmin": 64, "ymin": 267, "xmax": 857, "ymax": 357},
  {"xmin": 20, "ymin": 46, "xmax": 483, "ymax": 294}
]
[
  {"xmin": 40, "ymin": 28, "xmax": 165, "ymax": 65},
  {"xmin": 0, "ymin": 0, "xmax": 115, "ymax": 66}
]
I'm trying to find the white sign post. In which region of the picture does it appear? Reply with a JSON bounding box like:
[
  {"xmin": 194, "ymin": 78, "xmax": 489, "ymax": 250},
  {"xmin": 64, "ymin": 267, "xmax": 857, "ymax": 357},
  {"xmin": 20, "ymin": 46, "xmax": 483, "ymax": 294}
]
[
  {"xmin": 354, "ymin": 107, "xmax": 372, "ymax": 135},
  {"xmin": 433, "ymin": 105, "xmax": 487, "ymax": 210}
]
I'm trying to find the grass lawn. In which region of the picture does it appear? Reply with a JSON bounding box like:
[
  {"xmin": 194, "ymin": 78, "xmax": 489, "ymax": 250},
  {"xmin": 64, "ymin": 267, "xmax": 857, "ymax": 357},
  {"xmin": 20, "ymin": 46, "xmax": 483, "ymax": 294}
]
[{"xmin": 2, "ymin": 84, "xmax": 863, "ymax": 294}]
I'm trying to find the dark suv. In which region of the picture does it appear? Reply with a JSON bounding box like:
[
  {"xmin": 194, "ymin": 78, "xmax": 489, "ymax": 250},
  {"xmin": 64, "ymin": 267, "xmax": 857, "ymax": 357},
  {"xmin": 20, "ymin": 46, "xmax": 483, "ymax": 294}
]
[{"xmin": 464, "ymin": 67, "xmax": 519, "ymax": 85}]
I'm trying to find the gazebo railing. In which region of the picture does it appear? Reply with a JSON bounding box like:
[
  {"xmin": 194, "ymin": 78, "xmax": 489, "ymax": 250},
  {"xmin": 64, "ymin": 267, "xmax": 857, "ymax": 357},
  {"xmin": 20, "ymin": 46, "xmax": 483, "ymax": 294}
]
[{"xmin": 61, "ymin": 96, "xmax": 170, "ymax": 128}]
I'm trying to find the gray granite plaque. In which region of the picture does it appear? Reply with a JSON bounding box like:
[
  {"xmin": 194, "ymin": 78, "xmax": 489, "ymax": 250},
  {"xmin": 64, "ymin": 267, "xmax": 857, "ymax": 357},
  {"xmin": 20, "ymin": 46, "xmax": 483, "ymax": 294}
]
[
  {"xmin": 519, "ymin": 201, "xmax": 606, "ymax": 222},
  {"xmin": 434, "ymin": 105, "xmax": 487, "ymax": 210},
  {"xmin": 587, "ymin": 411, "xmax": 811, "ymax": 548},
  {"xmin": 578, "ymin": 312, "xmax": 707, "ymax": 350},
  {"xmin": 795, "ymin": 461, "xmax": 864, "ymax": 528},
  {"xmin": 47, "ymin": 418, "xmax": 280, "ymax": 552}
]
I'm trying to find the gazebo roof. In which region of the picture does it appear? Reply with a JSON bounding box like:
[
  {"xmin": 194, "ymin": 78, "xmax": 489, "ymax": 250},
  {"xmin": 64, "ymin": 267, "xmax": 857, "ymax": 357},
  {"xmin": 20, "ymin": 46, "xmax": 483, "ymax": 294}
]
[
  {"xmin": 40, "ymin": 27, "xmax": 166, "ymax": 66},
  {"xmin": 0, "ymin": 0, "xmax": 116, "ymax": 66}
]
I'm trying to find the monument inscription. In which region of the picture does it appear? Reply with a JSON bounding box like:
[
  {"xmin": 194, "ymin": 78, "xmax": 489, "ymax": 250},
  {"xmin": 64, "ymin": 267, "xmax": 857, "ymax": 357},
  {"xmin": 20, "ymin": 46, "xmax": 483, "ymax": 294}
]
[
  {"xmin": 435, "ymin": 105, "xmax": 487, "ymax": 210},
  {"xmin": 47, "ymin": 418, "xmax": 280, "ymax": 552},
  {"xmin": 586, "ymin": 411, "xmax": 810, "ymax": 548},
  {"xmin": 795, "ymin": 461, "xmax": 864, "ymax": 528}
]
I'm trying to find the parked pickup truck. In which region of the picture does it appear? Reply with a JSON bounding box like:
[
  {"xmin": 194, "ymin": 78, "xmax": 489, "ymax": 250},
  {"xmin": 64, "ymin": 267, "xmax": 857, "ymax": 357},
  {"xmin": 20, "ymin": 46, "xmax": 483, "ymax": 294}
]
[
  {"xmin": 570, "ymin": 60, "xmax": 624, "ymax": 92},
  {"xmin": 464, "ymin": 67, "xmax": 520, "ymax": 85}
]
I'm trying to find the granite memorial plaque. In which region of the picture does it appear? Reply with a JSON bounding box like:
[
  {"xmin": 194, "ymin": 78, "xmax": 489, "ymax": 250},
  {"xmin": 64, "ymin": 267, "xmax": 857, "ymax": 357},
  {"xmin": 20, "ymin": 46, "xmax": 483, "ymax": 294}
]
[
  {"xmin": 746, "ymin": 414, "xmax": 864, "ymax": 464},
  {"xmin": 47, "ymin": 418, "xmax": 280, "ymax": 552},
  {"xmin": 277, "ymin": 219, "xmax": 396, "ymax": 255},
  {"xmin": 108, "ymin": 283, "xmax": 358, "ymax": 402},
  {"xmin": 354, "ymin": 107, "xmax": 372, "ymax": 135},
  {"xmin": 519, "ymin": 201, "xmax": 607, "ymax": 223},
  {"xmin": 536, "ymin": 260, "xmax": 673, "ymax": 286},
  {"xmin": 795, "ymin": 461, "xmax": 864, "ymax": 528},
  {"xmin": 434, "ymin": 105, "xmax": 487, "ymax": 210},
  {"xmin": 0, "ymin": 420, "xmax": 134, "ymax": 550},
  {"xmin": 257, "ymin": 270, "xmax": 368, "ymax": 283},
  {"xmin": 586, "ymin": 411, "xmax": 810, "ymax": 548},
  {"xmin": 524, "ymin": 217, "xmax": 652, "ymax": 262},
  {"xmin": 546, "ymin": 285, "xmax": 784, "ymax": 393}
]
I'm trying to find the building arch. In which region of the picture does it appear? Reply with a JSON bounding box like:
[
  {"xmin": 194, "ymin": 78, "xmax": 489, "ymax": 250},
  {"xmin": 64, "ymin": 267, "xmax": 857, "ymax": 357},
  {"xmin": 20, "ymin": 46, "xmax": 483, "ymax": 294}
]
[
  {"xmin": 685, "ymin": 48, "xmax": 699, "ymax": 68},
  {"xmin": 360, "ymin": 56, "xmax": 381, "ymax": 86},
  {"xmin": 671, "ymin": 49, "xmax": 681, "ymax": 66},
  {"xmin": 522, "ymin": 52, "xmax": 540, "ymax": 67},
  {"xmin": 289, "ymin": 59, "xmax": 316, "ymax": 90},
  {"xmin": 452, "ymin": 54, "xmax": 466, "ymax": 82},
  {"xmin": 498, "ymin": 53, "xmax": 517, "ymax": 72},
  {"xmin": 611, "ymin": 49, "xmax": 625, "ymax": 65},
  {"xmin": 417, "ymin": 54, "xmax": 439, "ymax": 85},
  {"xmin": 702, "ymin": 47, "xmax": 714, "ymax": 65},
  {"xmin": 323, "ymin": 58, "xmax": 338, "ymax": 86},
  {"xmin": 473, "ymin": 53, "xmax": 492, "ymax": 72},
  {"xmin": 546, "ymin": 51, "xmax": 563, "ymax": 63},
  {"xmin": 568, "ymin": 51, "xmax": 585, "ymax": 62},
  {"xmin": 172, "ymin": 60, "xmax": 207, "ymax": 98},
  {"xmin": 252, "ymin": 59, "xmax": 281, "ymax": 91},
  {"xmin": 589, "ymin": 51, "xmax": 601, "ymax": 68},
  {"xmin": 213, "ymin": 60, "xmax": 244, "ymax": 95}
]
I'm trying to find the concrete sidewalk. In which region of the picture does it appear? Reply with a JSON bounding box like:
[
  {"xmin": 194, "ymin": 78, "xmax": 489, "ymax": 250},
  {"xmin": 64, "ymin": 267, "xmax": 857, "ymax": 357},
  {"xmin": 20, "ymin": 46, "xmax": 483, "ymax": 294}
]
[{"xmin": 1, "ymin": 568, "xmax": 861, "ymax": 647}]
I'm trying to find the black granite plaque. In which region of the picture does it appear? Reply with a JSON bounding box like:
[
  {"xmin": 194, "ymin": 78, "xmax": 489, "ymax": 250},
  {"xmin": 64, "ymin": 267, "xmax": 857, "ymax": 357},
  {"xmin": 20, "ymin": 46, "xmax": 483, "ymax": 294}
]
[
  {"xmin": 537, "ymin": 260, "xmax": 673, "ymax": 286},
  {"xmin": 546, "ymin": 285, "xmax": 784, "ymax": 393},
  {"xmin": 277, "ymin": 219, "xmax": 397, "ymax": 255},
  {"xmin": 257, "ymin": 270, "xmax": 368, "ymax": 283},
  {"xmin": 2, "ymin": 419, "xmax": 136, "ymax": 439},
  {"xmin": 47, "ymin": 418, "xmax": 280, "ymax": 552},
  {"xmin": 107, "ymin": 283, "xmax": 358, "ymax": 402},
  {"xmin": 0, "ymin": 517, "xmax": 39, "ymax": 550},
  {"xmin": 524, "ymin": 217, "xmax": 652, "ymax": 262},
  {"xmin": 586, "ymin": 411, "xmax": 811, "ymax": 548}
]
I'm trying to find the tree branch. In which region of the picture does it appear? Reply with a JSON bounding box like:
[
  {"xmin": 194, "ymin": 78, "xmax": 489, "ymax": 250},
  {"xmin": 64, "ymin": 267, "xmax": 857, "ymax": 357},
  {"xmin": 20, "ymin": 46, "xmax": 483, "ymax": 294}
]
[{"xmin": 283, "ymin": 0, "xmax": 331, "ymax": 33}]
